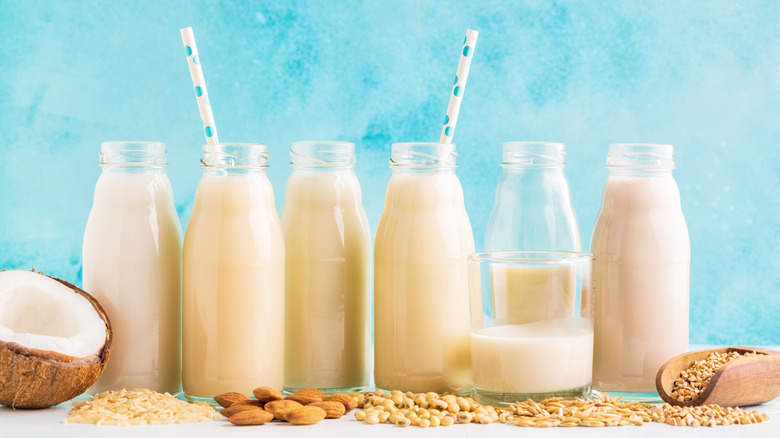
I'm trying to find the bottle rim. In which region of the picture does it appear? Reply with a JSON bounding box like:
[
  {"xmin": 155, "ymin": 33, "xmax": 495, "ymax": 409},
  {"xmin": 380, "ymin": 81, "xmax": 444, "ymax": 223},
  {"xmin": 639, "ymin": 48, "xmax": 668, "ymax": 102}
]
[
  {"xmin": 390, "ymin": 142, "xmax": 457, "ymax": 168},
  {"xmin": 502, "ymin": 141, "xmax": 566, "ymax": 167},
  {"xmin": 469, "ymin": 250, "xmax": 593, "ymax": 264},
  {"xmin": 201, "ymin": 143, "xmax": 269, "ymax": 168},
  {"xmin": 290, "ymin": 141, "xmax": 356, "ymax": 167},
  {"xmin": 99, "ymin": 141, "xmax": 167, "ymax": 166},
  {"xmin": 607, "ymin": 143, "xmax": 675, "ymax": 169}
]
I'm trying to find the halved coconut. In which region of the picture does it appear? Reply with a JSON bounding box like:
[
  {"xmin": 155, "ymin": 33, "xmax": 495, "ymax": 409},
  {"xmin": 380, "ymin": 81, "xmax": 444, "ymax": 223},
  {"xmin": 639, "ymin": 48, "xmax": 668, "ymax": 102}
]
[{"xmin": 0, "ymin": 270, "xmax": 112, "ymax": 409}]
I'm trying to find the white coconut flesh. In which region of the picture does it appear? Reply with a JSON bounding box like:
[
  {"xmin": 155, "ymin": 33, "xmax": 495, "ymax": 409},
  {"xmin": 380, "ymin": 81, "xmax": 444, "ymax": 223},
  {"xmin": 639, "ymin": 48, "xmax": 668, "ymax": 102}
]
[{"xmin": 0, "ymin": 270, "xmax": 107, "ymax": 359}]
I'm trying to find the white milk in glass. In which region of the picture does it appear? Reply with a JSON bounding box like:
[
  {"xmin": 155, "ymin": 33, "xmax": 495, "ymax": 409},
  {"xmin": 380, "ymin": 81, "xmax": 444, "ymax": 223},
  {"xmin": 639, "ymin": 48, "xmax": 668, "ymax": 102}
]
[
  {"xmin": 471, "ymin": 318, "xmax": 593, "ymax": 394},
  {"xmin": 468, "ymin": 252, "xmax": 594, "ymax": 405},
  {"xmin": 182, "ymin": 143, "xmax": 285, "ymax": 398},
  {"xmin": 374, "ymin": 143, "xmax": 474, "ymax": 394},
  {"xmin": 83, "ymin": 141, "xmax": 182, "ymax": 393},
  {"xmin": 591, "ymin": 144, "xmax": 689, "ymax": 399},
  {"xmin": 281, "ymin": 142, "xmax": 370, "ymax": 392}
]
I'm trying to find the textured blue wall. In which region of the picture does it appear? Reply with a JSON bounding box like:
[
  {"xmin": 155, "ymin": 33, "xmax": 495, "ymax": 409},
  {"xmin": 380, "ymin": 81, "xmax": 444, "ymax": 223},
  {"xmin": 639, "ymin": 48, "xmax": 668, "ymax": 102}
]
[{"xmin": 1, "ymin": 1, "xmax": 778, "ymax": 345}]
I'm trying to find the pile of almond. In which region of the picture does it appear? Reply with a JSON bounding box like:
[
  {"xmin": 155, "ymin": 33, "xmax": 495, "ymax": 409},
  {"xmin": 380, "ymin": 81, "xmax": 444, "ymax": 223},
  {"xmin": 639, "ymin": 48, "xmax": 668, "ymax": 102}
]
[{"xmin": 214, "ymin": 387, "xmax": 357, "ymax": 426}]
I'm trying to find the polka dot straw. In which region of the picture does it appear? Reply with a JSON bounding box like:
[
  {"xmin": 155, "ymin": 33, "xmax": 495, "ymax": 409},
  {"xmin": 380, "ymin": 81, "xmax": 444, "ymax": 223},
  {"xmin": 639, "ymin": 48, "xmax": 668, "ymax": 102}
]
[
  {"xmin": 440, "ymin": 29, "xmax": 478, "ymax": 144},
  {"xmin": 180, "ymin": 27, "xmax": 219, "ymax": 144}
]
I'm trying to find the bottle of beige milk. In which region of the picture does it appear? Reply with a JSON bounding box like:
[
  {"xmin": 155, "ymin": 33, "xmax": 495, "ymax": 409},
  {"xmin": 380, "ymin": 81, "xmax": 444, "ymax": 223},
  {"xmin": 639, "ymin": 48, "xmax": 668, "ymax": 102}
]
[
  {"xmin": 83, "ymin": 141, "xmax": 182, "ymax": 394},
  {"xmin": 281, "ymin": 141, "xmax": 370, "ymax": 393},
  {"xmin": 591, "ymin": 143, "xmax": 690, "ymax": 400},
  {"xmin": 374, "ymin": 142, "xmax": 474, "ymax": 393},
  {"xmin": 182, "ymin": 143, "xmax": 285, "ymax": 399}
]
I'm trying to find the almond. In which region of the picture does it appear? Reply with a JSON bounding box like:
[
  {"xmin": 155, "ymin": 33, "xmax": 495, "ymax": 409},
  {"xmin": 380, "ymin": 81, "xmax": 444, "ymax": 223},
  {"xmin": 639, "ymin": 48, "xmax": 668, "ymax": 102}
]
[
  {"xmin": 308, "ymin": 401, "xmax": 346, "ymax": 419},
  {"xmin": 285, "ymin": 388, "xmax": 324, "ymax": 405},
  {"xmin": 227, "ymin": 409, "xmax": 274, "ymax": 426},
  {"xmin": 252, "ymin": 386, "xmax": 283, "ymax": 403},
  {"xmin": 220, "ymin": 404, "xmax": 264, "ymax": 418},
  {"xmin": 322, "ymin": 393, "xmax": 358, "ymax": 413},
  {"xmin": 265, "ymin": 399, "xmax": 303, "ymax": 420},
  {"xmin": 213, "ymin": 391, "xmax": 251, "ymax": 408},
  {"xmin": 231, "ymin": 399, "xmax": 265, "ymax": 409},
  {"xmin": 284, "ymin": 405, "xmax": 327, "ymax": 425}
]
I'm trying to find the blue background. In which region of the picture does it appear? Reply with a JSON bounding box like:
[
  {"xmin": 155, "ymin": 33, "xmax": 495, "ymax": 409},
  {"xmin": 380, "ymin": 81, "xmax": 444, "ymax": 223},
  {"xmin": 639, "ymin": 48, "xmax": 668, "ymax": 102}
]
[{"xmin": 1, "ymin": 1, "xmax": 778, "ymax": 345}]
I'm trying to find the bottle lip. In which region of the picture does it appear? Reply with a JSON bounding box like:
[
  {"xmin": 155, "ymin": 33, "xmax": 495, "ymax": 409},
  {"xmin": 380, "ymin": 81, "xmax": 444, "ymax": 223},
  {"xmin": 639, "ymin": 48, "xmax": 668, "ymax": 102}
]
[
  {"xmin": 501, "ymin": 141, "xmax": 566, "ymax": 167},
  {"xmin": 100, "ymin": 141, "xmax": 167, "ymax": 166},
  {"xmin": 290, "ymin": 141, "xmax": 356, "ymax": 167},
  {"xmin": 390, "ymin": 142, "xmax": 457, "ymax": 168},
  {"xmin": 469, "ymin": 250, "xmax": 594, "ymax": 264},
  {"xmin": 201, "ymin": 143, "xmax": 269, "ymax": 168},
  {"xmin": 607, "ymin": 143, "xmax": 675, "ymax": 169}
]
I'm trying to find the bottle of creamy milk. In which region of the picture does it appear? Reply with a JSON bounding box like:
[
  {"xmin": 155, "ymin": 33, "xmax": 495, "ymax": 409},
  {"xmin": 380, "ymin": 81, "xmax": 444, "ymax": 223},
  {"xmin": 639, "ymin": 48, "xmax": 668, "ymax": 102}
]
[
  {"xmin": 374, "ymin": 142, "xmax": 474, "ymax": 393},
  {"xmin": 485, "ymin": 142, "xmax": 580, "ymax": 252},
  {"xmin": 281, "ymin": 141, "xmax": 370, "ymax": 393},
  {"xmin": 182, "ymin": 143, "xmax": 285, "ymax": 398},
  {"xmin": 591, "ymin": 143, "xmax": 690, "ymax": 400},
  {"xmin": 83, "ymin": 141, "xmax": 182, "ymax": 394}
]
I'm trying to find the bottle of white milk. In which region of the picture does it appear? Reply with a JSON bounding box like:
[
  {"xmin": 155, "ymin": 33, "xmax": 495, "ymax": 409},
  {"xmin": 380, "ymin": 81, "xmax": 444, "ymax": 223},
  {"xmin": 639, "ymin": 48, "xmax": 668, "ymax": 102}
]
[
  {"xmin": 591, "ymin": 143, "xmax": 690, "ymax": 399},
  {"xmin": 281, "ymin": 141, "xmax": 370, "ymax": 393},
  {"xmin": 374, "ymin": 142, "xmax": 474, "ymax": 393},
  {"xmin": 485, "ymin": 142, "xmax": 580, "ymax": 252},
  {"xmin": 83, "ymin": 141, "xmax": 182, "ymax": 394},
  {"xmin": 182, "ymin": 143, "xmax": 285, "ymax": 398}
]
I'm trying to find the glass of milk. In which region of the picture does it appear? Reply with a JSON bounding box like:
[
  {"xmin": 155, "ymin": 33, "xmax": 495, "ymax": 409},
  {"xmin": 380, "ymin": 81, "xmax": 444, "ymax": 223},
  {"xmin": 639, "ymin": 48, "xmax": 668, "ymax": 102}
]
[
  {"xmin": 468, "ymin": 251, "xmax": 594, "ymax": 405},
  {"xmin": 281, "ymin": 141, "xmax": 370, "ymax": 393},
  {"xmin": 182, "ymin": 143, "xmax": 285, "ymax": 400},
  {"xmin": 83, "ymin": 141, "xmax": 182, "ymax": 394},
  {"xmin": 374, "ymin": 142, "xmax": 474, "ymax": 393}
]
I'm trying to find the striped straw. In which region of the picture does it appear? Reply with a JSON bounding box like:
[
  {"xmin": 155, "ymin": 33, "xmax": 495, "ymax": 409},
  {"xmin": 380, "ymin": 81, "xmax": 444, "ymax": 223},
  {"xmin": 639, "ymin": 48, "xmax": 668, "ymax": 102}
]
[
  {"xmin": 180, "ymin": 27, "xmax": 219, "ymax": 144},
  {"xmin": 439, "ymin": 29, "xmax": 479, "ymax": 144}
]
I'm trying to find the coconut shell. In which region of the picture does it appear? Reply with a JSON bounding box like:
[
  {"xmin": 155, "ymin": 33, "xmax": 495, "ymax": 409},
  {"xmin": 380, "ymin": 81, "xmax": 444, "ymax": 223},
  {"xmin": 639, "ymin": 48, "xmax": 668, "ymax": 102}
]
[{"xmin": 0, "ymin": 275, "xmax": 112, "ymax": 409}]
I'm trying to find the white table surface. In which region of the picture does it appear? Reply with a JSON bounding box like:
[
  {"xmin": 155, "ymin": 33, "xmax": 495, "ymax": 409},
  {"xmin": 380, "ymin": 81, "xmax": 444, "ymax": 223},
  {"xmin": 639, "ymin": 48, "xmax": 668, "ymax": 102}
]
[
  {"xmin": 4, "ymin": 345, "xmax": 780, "ymax": 438},
  {"xmin": 3, "ymin": 396, "xmax": 779, "ymax": 438}
]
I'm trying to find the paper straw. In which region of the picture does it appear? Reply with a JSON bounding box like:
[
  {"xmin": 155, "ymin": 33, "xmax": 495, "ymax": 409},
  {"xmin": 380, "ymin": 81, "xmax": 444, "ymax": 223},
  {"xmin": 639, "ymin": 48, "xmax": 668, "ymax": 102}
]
[
  {"xmin": 180, "ymin": 27, "xmax": 219, "ymax": 144},
  {"xmin": 439, "ymin": 29, "xmax": 479, "ymax": 144}
]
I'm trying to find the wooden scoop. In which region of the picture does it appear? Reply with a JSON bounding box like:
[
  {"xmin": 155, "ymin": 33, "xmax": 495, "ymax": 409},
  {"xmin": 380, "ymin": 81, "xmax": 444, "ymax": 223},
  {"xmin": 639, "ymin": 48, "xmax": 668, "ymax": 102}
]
[{"xmin": 656, "ymin": 346, "xmax": 780, "ymax": 407}]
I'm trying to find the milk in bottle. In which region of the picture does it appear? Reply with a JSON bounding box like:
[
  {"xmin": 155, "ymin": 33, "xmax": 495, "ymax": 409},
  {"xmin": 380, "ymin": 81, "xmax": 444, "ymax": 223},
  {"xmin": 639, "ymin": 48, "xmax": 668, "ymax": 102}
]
[
  {"xmin": 374, "ymin": 143, "xmax": 474, "ymax": 393},
  {"xmin": 83, "ymin": 141, "xmax": 182, "ymax": 394},
  {"xmin": 182, "ymin": 143, "xmax": 285, "ymax": 398},
  {"xmin": 591, "ymin": 143, "xmax": 689, "ymax": 400},
  {"xmin": 281, "ymin": 141, "xmax": 370, "ymax": 392}
]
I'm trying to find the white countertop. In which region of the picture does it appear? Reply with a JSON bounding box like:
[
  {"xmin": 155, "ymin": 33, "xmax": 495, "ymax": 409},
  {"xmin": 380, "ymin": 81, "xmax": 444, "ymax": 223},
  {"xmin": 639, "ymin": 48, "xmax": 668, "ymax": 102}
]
[{"xmin": 3, "ymin": 396, "xmax": 780, "ymax": 438}]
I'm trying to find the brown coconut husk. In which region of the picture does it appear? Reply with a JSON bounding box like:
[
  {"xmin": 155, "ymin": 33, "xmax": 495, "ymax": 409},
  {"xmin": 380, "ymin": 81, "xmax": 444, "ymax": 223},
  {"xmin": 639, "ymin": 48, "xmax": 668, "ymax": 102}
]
[{"xmin": 0, "ymin": 275, "xmax": 112, "ymax": 409}]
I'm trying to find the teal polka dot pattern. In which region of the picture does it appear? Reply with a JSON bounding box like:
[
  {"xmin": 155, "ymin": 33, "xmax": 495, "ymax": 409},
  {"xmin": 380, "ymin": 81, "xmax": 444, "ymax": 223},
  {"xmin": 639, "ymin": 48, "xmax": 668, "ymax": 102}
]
[
  {"xmin": 453, "ymin": 75, "xmax": 458, "ymax": 85},
  {"xmin": 205, "ymin": 126, "xmax": 214, "ymax": 137},
  {"xmin": 185, "ymin": 45, "xmax": 192, "ymax": 57},
  {"xmin": 463, "ymin": 45, "xmax": 472, "ymax": 57},
  {"xmin": 204, "ymin": 96, "xmax": 210, "ymax": 105},
  {"xmin": 444, "ymin": 114, "xmax": 449, "ymax": 125},
  {"xmin": 454, "ymin": 86, "xmax": 462, "ymax": 97},
  {"xmin": 195, "ymin": 86, "xmax": 203, "ymax": 97},
  {"xmin": 193, "ymin": 55, "xmax": 200, "ymax": 65},
  {"xmin": 445, "ymin": 126, "xmax": 453, "ymax": 137}
]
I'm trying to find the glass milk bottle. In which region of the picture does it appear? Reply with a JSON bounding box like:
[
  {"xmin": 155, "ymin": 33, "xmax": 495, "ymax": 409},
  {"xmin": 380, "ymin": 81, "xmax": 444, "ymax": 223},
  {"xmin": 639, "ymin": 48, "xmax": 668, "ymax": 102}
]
[
  {"xmin": 374, "ymin": 142, "xmax": 474, "ymax": 393},
  {"xmin": 485, "ymin": 142, "xmax": 580, "ymax": 252},
  {"xmin": 182, "ymin": 143, "xmax": 285, "ymax": 399},
  {"xmin": 591, "ymin": 144, "xmax": 690, "ymax": 400},
  {"xmin": 83, "ymin": 141, "xmax": 182, "ymax": 393},
  {"xmin": 281, "ymin": 141, "xmax": 370, "ymax": 393}
]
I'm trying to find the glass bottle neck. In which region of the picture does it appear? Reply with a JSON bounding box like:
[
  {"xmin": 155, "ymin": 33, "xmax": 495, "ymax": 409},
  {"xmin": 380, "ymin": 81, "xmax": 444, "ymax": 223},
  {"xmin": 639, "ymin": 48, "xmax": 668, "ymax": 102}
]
[
  {"xmin": 391, "ymin": 166, "xmax": 456, "ymax": 175},
  {"xmin": 100, "ymin": 164, "xmax": 166, "ymax": 175},
  {"xmin": 608, "ymin": 167, "xmax": 674, "ymax": 177},
  {"xmin": 202, "ymin": 167, "xmax": 268, "ymax": 176}
]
